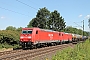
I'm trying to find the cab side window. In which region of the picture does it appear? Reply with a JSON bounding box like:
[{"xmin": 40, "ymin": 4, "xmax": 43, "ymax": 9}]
[
  {"xmin": 36, "ymin": 30, "xmax": 38, "ymax": 34},
  {"xmin": 59, "ymin": 33, "xmax": 61, "ymax": 36}
]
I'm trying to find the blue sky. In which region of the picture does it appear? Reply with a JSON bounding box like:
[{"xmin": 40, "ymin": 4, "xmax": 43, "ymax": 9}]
[{"xmin": 0, "ymin": 0, "xmax": 90, "ymax": 32}]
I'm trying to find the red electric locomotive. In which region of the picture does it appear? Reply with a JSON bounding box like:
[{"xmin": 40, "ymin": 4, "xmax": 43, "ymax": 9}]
[{"xmin": 19, "ymin": 27, "xmax": 72, "ymax": 49}]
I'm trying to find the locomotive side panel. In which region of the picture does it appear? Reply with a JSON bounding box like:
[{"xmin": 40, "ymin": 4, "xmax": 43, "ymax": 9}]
[{"xmin": 34, "ymin": 29, "xmax": 60, "ymax": 44}]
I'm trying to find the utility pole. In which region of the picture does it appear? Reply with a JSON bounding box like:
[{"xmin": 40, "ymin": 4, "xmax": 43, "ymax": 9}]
[
  {"xmin": 88, "ymin": 18, "xmax": 90, "ymax": 36},
  {"xmin": 74, "ymin": 20, "xmax": 84, "ymax": 36},
  {"xmin": 82, "ymin": 20, "xmax": 84, "ymax": 36}
]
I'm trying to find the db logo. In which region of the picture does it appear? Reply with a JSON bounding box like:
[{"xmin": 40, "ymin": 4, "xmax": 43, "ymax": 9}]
[{"xmin": 48, "ymin": 34, "xmax": 53, "ymax": 40}]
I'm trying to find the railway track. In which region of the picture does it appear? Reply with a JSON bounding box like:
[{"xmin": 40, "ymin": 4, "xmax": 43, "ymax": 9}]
[
  {"xmin": 0, "ymin": 49, "xmax": 29, "ymax": 57},
  {"xmin": 0, "ymin": 43, "xmax": 75, "ymax": 60}
]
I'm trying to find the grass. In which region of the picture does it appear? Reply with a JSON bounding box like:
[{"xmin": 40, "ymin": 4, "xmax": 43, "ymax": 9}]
[
  {"xmin": 0, "ymin": 43, "xmax": 20, "ymax": 49},
  {"xmin": 0, "ymin": 44, "xmax": 13, "ymax": 49},
  {"xmin": 52, "ymin": 39, "xmax": 90, "ymax": 60}
]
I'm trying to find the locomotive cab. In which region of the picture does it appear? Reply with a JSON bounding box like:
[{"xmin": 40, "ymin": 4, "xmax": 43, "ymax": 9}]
[
  {"xmin": 19, "ymin": 27, "xmax": 40, "ymax": 49},
  {"xmin": 20, "ymin": 30, "xmax": 32, "ymax": 42},
  {"xmin": 19, "ymin": 28, "xmax": 33, "ymax": 48}
]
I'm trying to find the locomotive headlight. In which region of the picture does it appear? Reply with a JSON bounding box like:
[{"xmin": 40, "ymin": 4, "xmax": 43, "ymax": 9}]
[
  {"xmin": 20, "ymin": 36, "xmax": 24, "ymax": 38},
  {"xmin": 28, "ymin": 36, "xmax": 31, "ymax": 38}
]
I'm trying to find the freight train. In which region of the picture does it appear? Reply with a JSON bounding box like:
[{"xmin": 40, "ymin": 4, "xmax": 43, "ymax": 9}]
[{"xmin": 19, "ymin": 27, "xmax": 88, "ymax": 49}]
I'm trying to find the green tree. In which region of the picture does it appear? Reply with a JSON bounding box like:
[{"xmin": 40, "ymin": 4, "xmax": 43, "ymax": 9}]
[
  {"xmin": 6, "ymin": 26, "xmax": 16, "ymax": 31},
  {"xmin": 64, "ymin": 26, "xmax": 89, "ymax": 36},
  {"xmin": 16, "ymin": 27, "xmax": 22, "ymax": 32},
  {"xmin": 0, "ymin": 30, "xmax": 19, "ymax": 45},
  {"xmin": 47, "ymin": 10, "xmax": 66, "ymax": 31},
  {"xmin": 27, "ymin": 19, "xmax": 34, "ymax": 28},
  {"xmin": 27, "ymin": 18, "xmax": 40, "ymax": 28},
  {"xmin": 27, "ymin": 7, "xmax": 50, "ymax": 29}
]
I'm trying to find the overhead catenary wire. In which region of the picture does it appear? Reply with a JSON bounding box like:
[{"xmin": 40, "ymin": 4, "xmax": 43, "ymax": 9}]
[
  {"xmin": 74, "ymin": 22, "xmax": 83, "ymax": 28},
  {"xmin": 16, "ymin": 0, "xmax": 38, "ymax": 10},
  {"xmin": 0, "ymin": 6, "xmax": 30, "ymax": 17},
  {"xmin": 27, "ymin": 0, "xmax": 40, "ymax": 6}
]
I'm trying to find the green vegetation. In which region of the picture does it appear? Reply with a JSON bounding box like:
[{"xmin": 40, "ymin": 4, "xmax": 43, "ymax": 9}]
[
  {"xmin": 62, "ymin": 26, "xmax": 89, "ymax": 36},
  {"xmin": 52, "ymin": 39, "xmax": 90, "ymax": 60},
  {"xmin": 0, "ymin": 27, "xmax": 22, "ymax": 49},
  {"xmin": 0, "ymin": 44, "xmax": 19, "ymax": 49}
]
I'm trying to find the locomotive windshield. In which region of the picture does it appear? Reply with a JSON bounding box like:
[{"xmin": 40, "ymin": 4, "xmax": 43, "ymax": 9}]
[{"xmin": 22, "ymin": 30, "xmax": 32, "ymax": 34}]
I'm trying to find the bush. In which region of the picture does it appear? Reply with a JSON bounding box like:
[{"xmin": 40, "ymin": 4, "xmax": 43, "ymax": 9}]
[{"xmin": 0, "ymin": 30, "xmax": 20, "ymax": 46}]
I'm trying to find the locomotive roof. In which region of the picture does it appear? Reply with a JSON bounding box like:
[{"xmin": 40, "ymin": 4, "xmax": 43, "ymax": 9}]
[
  {"xmin": 40, "ymin": 29, "xmax": 53, "ymax": 32},
  {"xmin": 40, "ymin": 28, "xmax": 61, "ymax": 33},
  {"xmin": 22, "ymin": 27, "xmax": 40, "ymax": 30}
]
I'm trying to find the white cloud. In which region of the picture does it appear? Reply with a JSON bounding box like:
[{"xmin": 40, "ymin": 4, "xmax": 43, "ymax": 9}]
[
  {"xmin": 0, "ymin": 16, "xmax": 5, "ymax": 19},
  {"xmin": 85, "ymin": 15, "xmax": 90, "ymax": 19},
  {"xmin": 79, "ymin": 14, "xmax": 82, "ymax": 17}
]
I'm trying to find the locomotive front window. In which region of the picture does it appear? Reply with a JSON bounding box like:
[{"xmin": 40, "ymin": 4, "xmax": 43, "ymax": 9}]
[
  {"xmin": 22, "ymin": 30, "xmax": 32, "ymax": 34},
  {"xmin": 28, "ymin": 30, "xmax": 32, "ymax": 34},
  {"xmin": 22, "ymin": 30, "xmax": 27, "ymax": 34}
]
